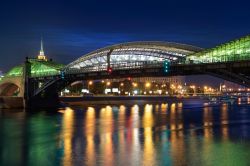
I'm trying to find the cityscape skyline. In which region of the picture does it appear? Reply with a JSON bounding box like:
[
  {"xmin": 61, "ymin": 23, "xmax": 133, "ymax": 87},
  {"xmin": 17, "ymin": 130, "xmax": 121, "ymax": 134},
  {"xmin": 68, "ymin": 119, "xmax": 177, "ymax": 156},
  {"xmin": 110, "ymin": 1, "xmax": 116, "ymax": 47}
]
[
  {"xmin": 0, "ymin": 0, "xmax": 250, "ymax": 72},
  {"xmin": 1, "ymin": 1, "xmax": 250, "ymax": 165}
]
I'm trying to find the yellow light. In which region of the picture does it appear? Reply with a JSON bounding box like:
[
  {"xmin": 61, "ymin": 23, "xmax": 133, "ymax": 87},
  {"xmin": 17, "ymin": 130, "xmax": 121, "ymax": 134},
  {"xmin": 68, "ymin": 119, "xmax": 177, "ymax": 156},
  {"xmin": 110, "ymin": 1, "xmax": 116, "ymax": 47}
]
[
  {"xmin": 101, "ymin": 80, "xmax": 105, "ymax": 83},
  {"xmin": 88, "ymin": 81, "xmax": 93, "ymax": 85},
  {"xmin": 190, "ymin": 85, "xmax": 195, "ymax": 89},
  {"xmin": 171, "ymin": 84, "xmax": 176, "ymax": 89},
  {"xmin": 120, "ymin": 83, "xmax": 124, "ymax": 86},
  {"xmin": 133, "ymin": 82, "xmax": 138, "ymax": 87},
  {"xmin": 107, "ymin": 82, "xmax": 111, "ymax": 86},
  {"xmin": 145, "ymin": 82, "xmax": 151, "ymax": 88}
]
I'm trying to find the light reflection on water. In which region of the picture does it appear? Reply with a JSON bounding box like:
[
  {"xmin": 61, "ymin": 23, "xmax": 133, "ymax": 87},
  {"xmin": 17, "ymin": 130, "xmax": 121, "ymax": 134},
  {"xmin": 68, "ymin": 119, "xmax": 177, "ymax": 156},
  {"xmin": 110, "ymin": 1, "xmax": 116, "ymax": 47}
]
[{"xmin": 1, "ymin": 101, "xmax": 250, "ymax": 165}]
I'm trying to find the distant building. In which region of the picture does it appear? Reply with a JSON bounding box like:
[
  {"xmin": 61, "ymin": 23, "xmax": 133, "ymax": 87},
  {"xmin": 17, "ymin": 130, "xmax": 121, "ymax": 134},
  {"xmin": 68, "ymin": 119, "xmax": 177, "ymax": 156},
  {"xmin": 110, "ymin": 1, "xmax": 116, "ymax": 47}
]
[{"xmin": 2, "ymin": 38, "xmax": 64, "ymax": 78}]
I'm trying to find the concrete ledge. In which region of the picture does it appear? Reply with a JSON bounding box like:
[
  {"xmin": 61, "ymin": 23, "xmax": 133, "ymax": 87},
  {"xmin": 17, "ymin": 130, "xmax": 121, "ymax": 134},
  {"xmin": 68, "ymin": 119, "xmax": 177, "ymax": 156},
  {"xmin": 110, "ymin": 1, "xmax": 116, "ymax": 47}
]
[
  {"xmin": 60, "ymin": 96, "xmax": 208, "ymax": 107},
  {"xmin": 0, "ymin": 97, "xmax": 24, "ymax": 108}
]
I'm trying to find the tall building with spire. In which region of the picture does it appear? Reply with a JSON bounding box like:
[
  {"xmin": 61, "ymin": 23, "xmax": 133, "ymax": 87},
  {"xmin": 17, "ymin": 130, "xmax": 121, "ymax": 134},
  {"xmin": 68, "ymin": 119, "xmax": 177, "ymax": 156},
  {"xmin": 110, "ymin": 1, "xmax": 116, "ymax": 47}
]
[{"xmin": 37, "ymin": 38, "xmax": 47, "ymax": 61}]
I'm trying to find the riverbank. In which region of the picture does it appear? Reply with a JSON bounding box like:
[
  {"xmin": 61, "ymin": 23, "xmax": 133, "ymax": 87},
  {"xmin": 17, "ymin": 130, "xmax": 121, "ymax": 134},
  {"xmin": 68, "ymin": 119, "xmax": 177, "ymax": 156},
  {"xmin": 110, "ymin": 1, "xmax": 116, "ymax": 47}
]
[{"xmin": 60, "ymin": 95, "xmax": 209, "ymax": 107}]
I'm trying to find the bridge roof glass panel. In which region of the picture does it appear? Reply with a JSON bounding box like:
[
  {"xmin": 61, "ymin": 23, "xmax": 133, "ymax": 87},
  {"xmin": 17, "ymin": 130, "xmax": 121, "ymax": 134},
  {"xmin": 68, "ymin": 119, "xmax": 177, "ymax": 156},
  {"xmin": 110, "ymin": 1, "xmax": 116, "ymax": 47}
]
[
  {"xmin": 188, "ymin": 35, "xmax": 250, "ymax": 63},
  {"xmin": 66, "ymin": 41, "xmax": 202, "ymax": 70},
  {"xmin": 3, "ymin": 60, "xmax": 65, "ymax": 78}
]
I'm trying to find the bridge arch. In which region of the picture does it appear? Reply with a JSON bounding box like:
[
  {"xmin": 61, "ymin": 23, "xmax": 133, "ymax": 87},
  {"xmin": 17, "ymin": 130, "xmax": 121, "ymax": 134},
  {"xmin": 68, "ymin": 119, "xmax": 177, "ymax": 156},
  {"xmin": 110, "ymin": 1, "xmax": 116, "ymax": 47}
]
[
  {"xmin": 0, "ymin": 77, "xmax": 24, "ymax": 97},
  {"xmin": 0, "ymin": 82, "xmax": 20, "ymax": 96},
  {"xmin": 65, "ymin": 41, "xmax": 202, "ymax": 71}
]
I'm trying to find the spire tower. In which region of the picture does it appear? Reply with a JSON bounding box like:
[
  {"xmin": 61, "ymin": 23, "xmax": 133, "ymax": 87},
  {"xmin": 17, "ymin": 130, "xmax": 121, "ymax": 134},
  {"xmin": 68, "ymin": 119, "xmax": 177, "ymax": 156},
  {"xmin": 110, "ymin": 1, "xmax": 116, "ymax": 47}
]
[
  {"xmin": 40, "ymin": 38, "xmax": 44, "ymax": 56},
  {"xmin": 37, "ymin": 37, "xmax": 47, "ymax": 61}
]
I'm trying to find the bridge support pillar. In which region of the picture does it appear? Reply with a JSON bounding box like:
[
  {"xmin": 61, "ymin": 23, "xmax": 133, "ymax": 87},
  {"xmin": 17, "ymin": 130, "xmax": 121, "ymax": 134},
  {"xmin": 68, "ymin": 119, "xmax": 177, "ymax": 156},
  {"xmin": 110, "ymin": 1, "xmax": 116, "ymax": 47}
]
[
  {"xmin": 23, "ymin": 58, "xmax": 61, "ymax": 108},
  {"xmin": 23, "ymin": 57, "xmax": 31, "ymax": 108}
]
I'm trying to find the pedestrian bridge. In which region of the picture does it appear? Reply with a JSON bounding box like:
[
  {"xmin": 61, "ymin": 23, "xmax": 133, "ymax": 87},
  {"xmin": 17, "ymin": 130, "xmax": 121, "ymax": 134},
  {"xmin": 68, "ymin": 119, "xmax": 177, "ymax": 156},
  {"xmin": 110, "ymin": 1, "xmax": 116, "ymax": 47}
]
[{"xmin": 0, "ymin": 34, "xmax": 250, "ymax": 107}]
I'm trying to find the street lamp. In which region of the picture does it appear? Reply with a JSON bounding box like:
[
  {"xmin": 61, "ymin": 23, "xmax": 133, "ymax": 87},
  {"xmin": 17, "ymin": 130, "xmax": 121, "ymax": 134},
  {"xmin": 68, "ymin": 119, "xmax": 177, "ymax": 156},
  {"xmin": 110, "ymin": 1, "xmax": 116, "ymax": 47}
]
[
  {"xmin": 133, "ymin": 82, "xmax": 138, "ymax": 88},
  {"xmin": 190, "ymin": 85, "xmax": 196, "ymax": 96},
  {"xmin": 204, "ymin": 86, "xmax": 208, "ymax": 94},
  {"xmin": 88, "ymin": 81, "xmax": 93, "ymax": 85},
  {"xmin": 88, "ymin": 81, "xmax": 93, "ymax": 93}
]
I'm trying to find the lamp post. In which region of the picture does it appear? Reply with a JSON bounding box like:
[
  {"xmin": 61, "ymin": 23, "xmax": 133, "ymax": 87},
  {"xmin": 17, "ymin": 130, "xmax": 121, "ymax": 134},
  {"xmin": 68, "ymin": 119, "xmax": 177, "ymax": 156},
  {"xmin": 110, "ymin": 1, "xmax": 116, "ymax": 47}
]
[
  {"xmin": 119, "ymin": 82, "xmax": 124, "ymax": 95},
  {"xmin": 133, "ymin": 82, "xmax": 138, "ymax": 88},
  {"xmin": 88, "ymin": 81, "xmax": 93, "ymax": 93},
  {"xmin": 105, "ymin": 81, "xmax": 111, "ymax": 94},
  {"xmin": 190, "ymin": 85, "xmax": 196, "ymax": 96},
  {"xmin": 204, "ymin": 86, "xmax": 208, "ymax": 95},
  {"xmin": 145, "ymin": 82, "xmax": 151, "ymax": 95},
  {"xmin": 132, "ymin": 82, "xmax": 138, "ymax": 95}
]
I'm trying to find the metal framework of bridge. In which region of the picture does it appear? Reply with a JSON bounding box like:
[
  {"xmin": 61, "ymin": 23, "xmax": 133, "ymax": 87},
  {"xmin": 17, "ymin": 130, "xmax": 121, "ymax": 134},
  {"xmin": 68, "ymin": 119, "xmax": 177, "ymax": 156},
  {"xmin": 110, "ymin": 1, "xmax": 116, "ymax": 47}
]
[{"xmin": 0, "ymin": 34, "xmax": 250, "ymax": 108}]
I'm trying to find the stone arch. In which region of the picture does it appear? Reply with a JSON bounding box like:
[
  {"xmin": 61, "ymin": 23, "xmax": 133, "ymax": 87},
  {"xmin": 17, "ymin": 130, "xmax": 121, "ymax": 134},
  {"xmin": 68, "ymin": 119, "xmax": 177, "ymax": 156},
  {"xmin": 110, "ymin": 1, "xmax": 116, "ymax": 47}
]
[
  {"xmin": 0, "ymin": 77, "xmax": 24, "ymax": 97},
  {"xmin": 0, "ymin": 82, "xmax": 20, "ymax": 96}
]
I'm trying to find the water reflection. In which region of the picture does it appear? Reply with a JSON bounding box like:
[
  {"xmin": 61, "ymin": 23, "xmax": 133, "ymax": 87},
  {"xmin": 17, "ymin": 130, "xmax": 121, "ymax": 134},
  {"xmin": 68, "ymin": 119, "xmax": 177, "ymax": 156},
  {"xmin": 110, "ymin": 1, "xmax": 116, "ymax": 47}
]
[
  {"xmin": 203, "ymin": 106, "xmax": 213, "ymax": 138},
  {"xmin": 142, "ymin": 104, "xmax": 156, "ymax": 166},
  {"xmin": 221, "ymin": 104, "xmax": 229, "ymax": 140},
  {"xmin": 99, "ymin": 106, "xmax": 114, "ymax": 166},
  {"xmin": 61, "ymin": 107, "xmax": 74, "ymax": 166},
  {"xmin": 85, "ymin": 107, "xmax": 96, "ymax": 166},
  {"xmin": 1, "ymin": 101, "xmax": 250, "ymax": 165},
  {"xmin": 170, "ymin": 103, "xmax": 185, "ymax": 165}
]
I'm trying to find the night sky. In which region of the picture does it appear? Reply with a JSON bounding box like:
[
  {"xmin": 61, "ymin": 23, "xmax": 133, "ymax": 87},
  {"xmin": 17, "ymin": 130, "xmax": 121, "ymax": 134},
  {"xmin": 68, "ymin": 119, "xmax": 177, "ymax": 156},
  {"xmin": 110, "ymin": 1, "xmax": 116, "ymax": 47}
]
[{"xmin": 0, "ymin": 0, "xmax": 250, "ymax": 75}]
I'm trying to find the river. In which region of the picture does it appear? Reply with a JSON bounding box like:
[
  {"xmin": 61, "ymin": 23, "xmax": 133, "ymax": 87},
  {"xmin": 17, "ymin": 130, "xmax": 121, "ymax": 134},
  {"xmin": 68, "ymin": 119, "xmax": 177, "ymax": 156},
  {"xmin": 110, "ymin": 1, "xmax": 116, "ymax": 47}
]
[{"xmin": 1, "ymin": 99, "xmax": 250, "ymax": 166}]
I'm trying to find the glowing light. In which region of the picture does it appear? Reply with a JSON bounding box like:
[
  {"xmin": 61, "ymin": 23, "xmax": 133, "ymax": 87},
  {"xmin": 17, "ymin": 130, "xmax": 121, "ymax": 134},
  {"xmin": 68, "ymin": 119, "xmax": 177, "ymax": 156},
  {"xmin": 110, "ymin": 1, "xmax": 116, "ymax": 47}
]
[
  {"xmin": 88, "ymin": 81, "xmax": 93, "ymax": 85},
  {"xmin": 157, "ymin": 90, "xmax": 162, "ymax": 94},
  {"xmin": 133, "ymin": 82, "xmax": 138, "ymax": 87},
  {"xmin": 171, "ymin": 84, "xmax": 176, "ymax": 89},
  {"xmin": 145, "ymin": 82, "xmax": 151, "ymax": 88},
  {"xmin": 5, "ymin": 59, "xmax": 64, "ymax": 78},
  {"xmin": 190, "ymin": 85, "xmax": 196, "ymax": 89}
]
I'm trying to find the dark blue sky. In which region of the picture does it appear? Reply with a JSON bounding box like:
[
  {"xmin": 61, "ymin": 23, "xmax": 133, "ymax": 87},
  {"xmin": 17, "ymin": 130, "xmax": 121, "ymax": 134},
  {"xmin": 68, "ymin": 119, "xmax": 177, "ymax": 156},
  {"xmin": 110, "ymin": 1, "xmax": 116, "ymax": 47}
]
[{"xmin": 0, "ymin": 0, "xmax": 250, "ymax": 72}]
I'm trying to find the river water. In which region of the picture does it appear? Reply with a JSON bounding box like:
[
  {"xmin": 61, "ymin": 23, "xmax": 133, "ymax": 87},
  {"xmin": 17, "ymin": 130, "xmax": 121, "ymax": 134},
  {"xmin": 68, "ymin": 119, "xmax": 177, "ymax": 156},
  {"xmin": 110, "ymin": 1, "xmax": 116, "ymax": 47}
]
[{"xmin": 1, "ymin": 100, "xmax": 250, "ymax": 166}]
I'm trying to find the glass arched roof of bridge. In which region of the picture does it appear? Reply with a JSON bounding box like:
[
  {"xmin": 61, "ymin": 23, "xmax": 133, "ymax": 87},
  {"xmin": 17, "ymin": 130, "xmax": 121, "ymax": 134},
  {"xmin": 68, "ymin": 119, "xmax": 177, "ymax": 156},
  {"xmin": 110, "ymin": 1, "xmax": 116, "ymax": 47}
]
[
  {"xmin": 187, "ymin": 35, "xmax": 250, "ymax": 63},
  {"xmin": 66, "ymin": 41, "xmax": 202, "ymax": 70}
]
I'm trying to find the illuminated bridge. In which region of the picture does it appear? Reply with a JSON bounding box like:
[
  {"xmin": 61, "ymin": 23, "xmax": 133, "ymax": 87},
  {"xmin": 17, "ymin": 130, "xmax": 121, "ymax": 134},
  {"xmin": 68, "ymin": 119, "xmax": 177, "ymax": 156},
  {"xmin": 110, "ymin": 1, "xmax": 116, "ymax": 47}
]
[{"xmin": 1, "ymin": 35, "xmax": 250, "ymax": 108}]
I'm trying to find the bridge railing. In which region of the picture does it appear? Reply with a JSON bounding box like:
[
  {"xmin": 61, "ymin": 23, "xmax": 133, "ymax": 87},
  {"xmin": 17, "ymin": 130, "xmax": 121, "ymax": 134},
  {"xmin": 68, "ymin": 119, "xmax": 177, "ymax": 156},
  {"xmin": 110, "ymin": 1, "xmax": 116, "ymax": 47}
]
[
  {"xmin": 64, "ymin": 61, "xmax": 164, "ymax": 74},
  {"xmin": 30, "ymin": 60, "xmax": 177, "ymax": 78},
  {"xmin": 30, "ymin": 71, "xmax": 61, "ymax": 78}
]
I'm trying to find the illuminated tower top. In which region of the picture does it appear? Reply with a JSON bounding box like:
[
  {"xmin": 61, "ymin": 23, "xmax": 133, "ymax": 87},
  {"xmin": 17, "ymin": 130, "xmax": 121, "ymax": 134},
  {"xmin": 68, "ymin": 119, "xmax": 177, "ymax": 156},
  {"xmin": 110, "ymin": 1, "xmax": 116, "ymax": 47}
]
[{"xmin": 37, "ymin": 38, "xmax": 47, "ymax": 61}]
